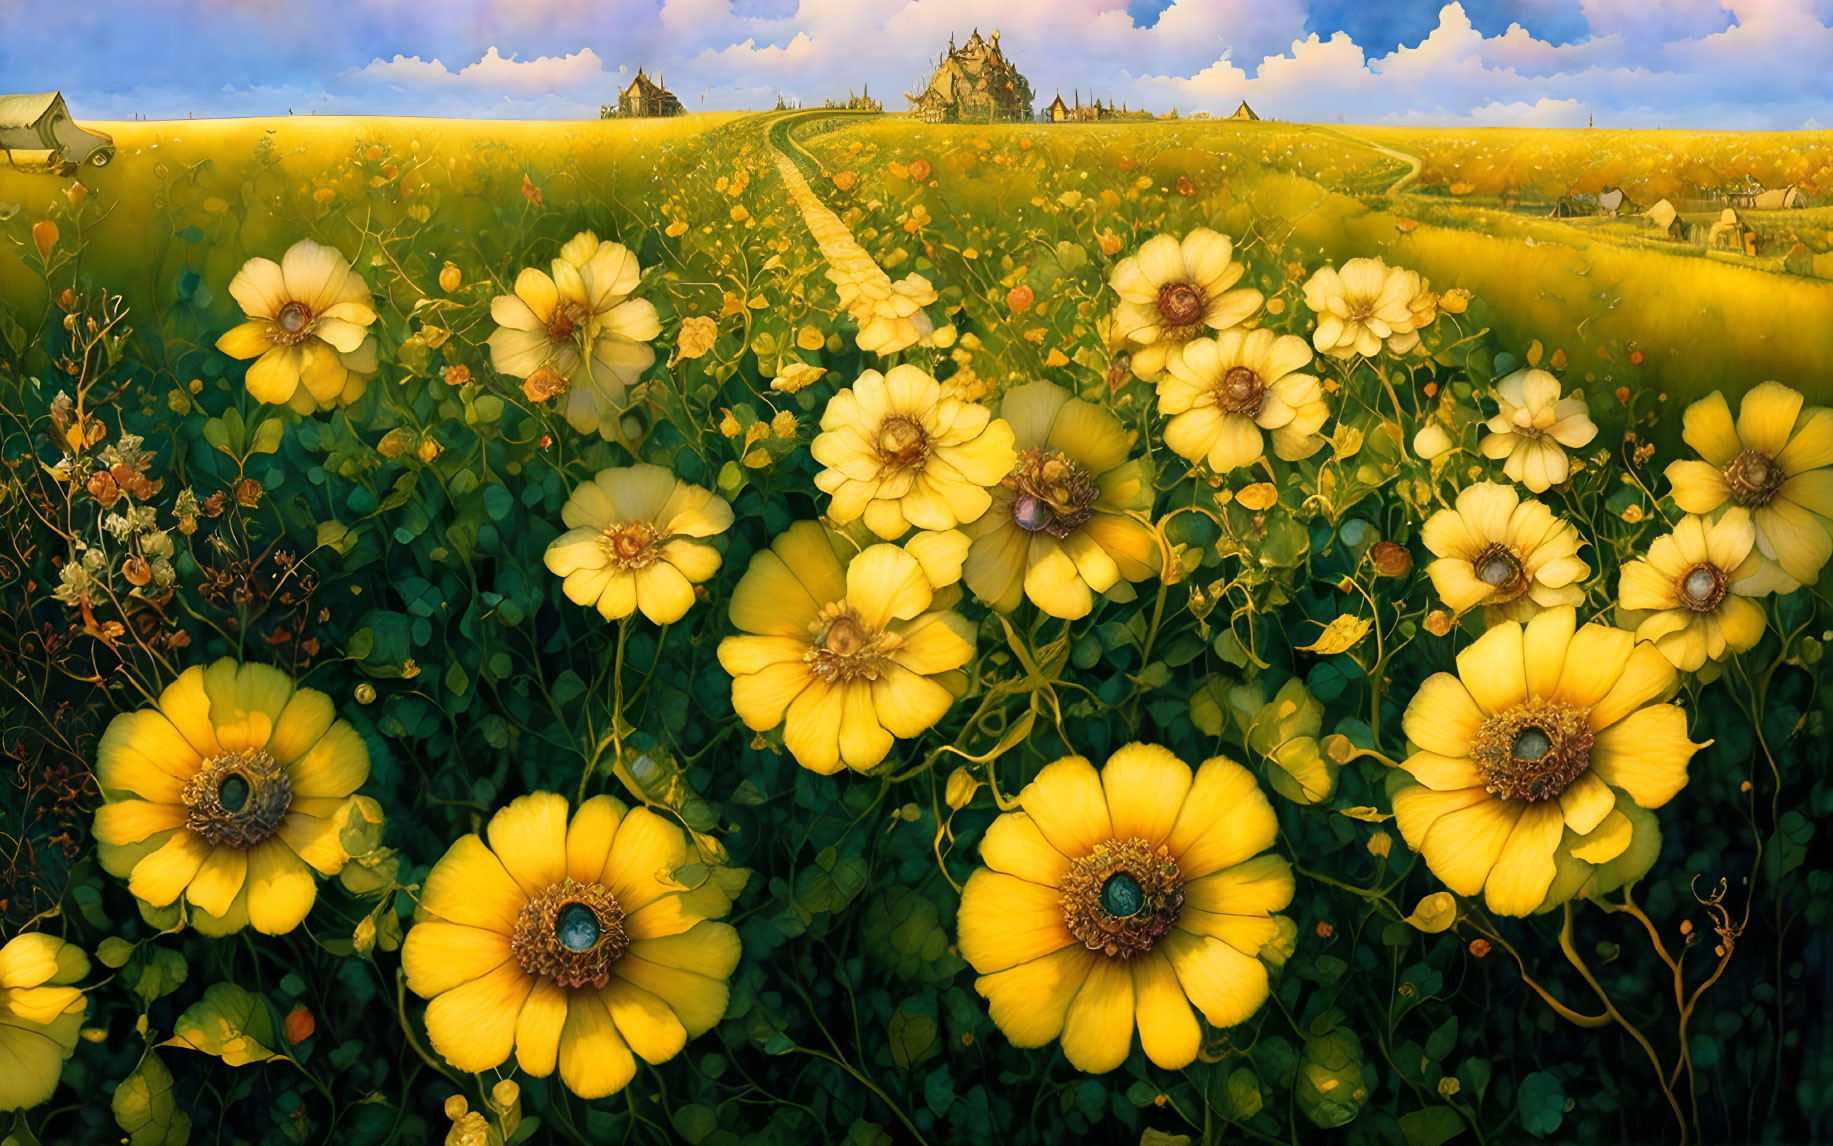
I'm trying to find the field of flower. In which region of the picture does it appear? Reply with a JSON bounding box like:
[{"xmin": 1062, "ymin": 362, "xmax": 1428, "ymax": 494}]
[{"xmin": 2, "ymin": 109, "xmax": 1830, "ymax": 1146}]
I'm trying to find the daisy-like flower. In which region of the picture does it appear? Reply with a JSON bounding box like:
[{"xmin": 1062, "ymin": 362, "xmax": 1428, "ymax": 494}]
[
  {"xmin": 963, "ymin": 381, "xmax": 1158, "ymax": 619},
  {"xmin": 543, "ymin": 465, "xmax": 733, "ymax": 625},
  {"xmin": 1618, "ymin": 510, "xmax": 1765, "ymax": 671},
  {"xmin": 1158, "ymin": 330, "xmax": 1329, "ymax": 473},
  {"xmin": 1662, "ymin": 382, "xmax": 1833, "ymax": 593},
  {"xmin": 835, "ymin": 270, "xmax": 940, "ymax": 355},
  {"xmin": 957, "ymin": 745, "xmax": 1291, "ymax": 1073},
  {"xmin": 1301, "ymin": 257, "xmax": 1425, "ymax": 359},
  {"xmin": 91, "ymin": 659, "xmax": 376, "ymax": 935},
  {"xmin": 812, "ymin": 365, "xmax": 1018, "ymax": 539},
  {"xmin": 1394, "ymin": 606, "xmax": 1705, "ymax": 916},
  {"xmin": 717, "ymin": 522, "xmax": 975, "ymax": 774},
  {"xmin": 403, "ymin": 792, "xmax": 740, "ymax": 1100},
  {"xmin": 215, "ymin": 239, "xmax": 378, "ymax": 413},
  {"xmin": 1422, "ymin": 481, "xmax": 1590, "ymax": 623},
  {"xmin": 1109, "ymin": 228, "xmax": 1263, "ymax": 380},
  {"xmin": 1479, "ymin": 369, "xmax": 1598, "ymax": 493},
  {"xmin": 0, "ymin": 933, "xmax": 88, "ymax": 1111},
  {"xmin": 488, "ymin": 231, "xmax": 662, "ymax": 441}
]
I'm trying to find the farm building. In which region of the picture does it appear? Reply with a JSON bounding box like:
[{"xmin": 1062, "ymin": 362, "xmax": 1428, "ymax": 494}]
[
  {"xmin": 1709, "ymin": 208, "xmax": 1758, "ymax": 255},
  {"xmin": 1730, "ymin": 183, "xmax": 1807, "ymax": 209},
  {"xmin": 1598, "ymin": 188, "xmax": 1632, "ymax": 215},
  {"xmin": 1046, "ymin": 92, "xmax": 1070, "ymax": 122},
  {"xmin": 908, "ymin": 29, "xmax": 1033, "ymax": 124},
  {"xmin": 0, "ymin": 91, "xmax": 114, "ymax": 173},
  {"xmin": 1646, "ymin": 199, "xmax": 1685, "ymax": 240},
  {"xmin": 1228, "ymin": 101, "xmax": 1261, "ymax": 121},
  {"xmin": 602, "ymin": 70, "xmax": 682, "ymax": 118}
]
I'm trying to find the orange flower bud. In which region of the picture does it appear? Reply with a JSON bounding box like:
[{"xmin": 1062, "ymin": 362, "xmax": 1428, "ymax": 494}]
[
  {"xmin": 32, "ymin": 220, "xmax": 58, "ymax": 259},
  {"xmin": 285, "ymin": 1005, "xmax": 315, "ymax": 1044}
]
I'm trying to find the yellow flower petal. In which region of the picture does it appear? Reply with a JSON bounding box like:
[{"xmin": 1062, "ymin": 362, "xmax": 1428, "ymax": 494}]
[
  {"xmin": 185, "ymin": 846, "xmax": 248, "ymax": 919},
  {"xmin": 402, "ymin": 921, "xmax": 512, "ymax": 998},
  {"xmin": 486, "ymin": 792, "xmax": 570, "ymax": 898},
  {"xmin": 973, "ymin": 945, "xmax": 1094, "ymax": 1050},
  {"xmin": 1456, "ymin": 618, "xmax": 1527, "ymax": 714},
  {"xmin": 979, "ymin": 813, "xmax": 1071, "ymax": 888},
  {"xmin": 566, "ymin": 794, "xmax": 627, "ymax": 887},
  {"xmin": 1165, "ymin": 756, "xmax": 1277, "ymax": 879},
  {"xmin": 1160, "ymin": 927, "xmax": 1269, "ymax": 1029},
  {"xmin": 1100, "ymin": 743, "xmax": 1192, "ymax": 847},
  {"xmin": 1402, "ymin": 674, "xmax": 1485, "ymax": 757},
  {"xmin": 610, "ymin": 954, "xmax": 729, "ymax": 1037},
  {"xmin": 514, "ymin": 978, "xmax": 569, "ymax": 1077},
  {"xmin": 418, "ymin": 834, "xmax": 526, "ymax": 934},
  {"xmin": 1060, "ymin": 955, "xmax": 1135, "ymax": 1074},
  {"xmin": 1131, "ymin": 949, "xmax": 1200, "ymax": 1069},
  {"xmin": 601, "ymin": 978, "xmax": 686, "ymax": 1065},
  {"xmin": 128, "ymin": 830, "xmax": 213, "ymax": 907},
  {"xmin": 1483, "ymin": 801, "xmax": 1564, "ymax": 916},
  {"xmin": 425, "ymin": 961, "xmax": 534, "ymax": 1074},
  {"xmin": 1018, "ymin": 756, "xmax": 1113, "ymax": 858},
  {"xmin": 244, "ymin": 839, "xmax": 317, "ymax": 935},
  {"xmin": 1590, "ymin": 705, "xmax": 1699, "ymax": 808},
  {"xmin": 956, "ymin": 870, "xmax": 1076, "ymax": 973}
]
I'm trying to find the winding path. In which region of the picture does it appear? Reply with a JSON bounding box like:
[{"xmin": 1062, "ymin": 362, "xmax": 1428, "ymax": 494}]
[{"xmin": 1317, "ymin": 125, "xmax": 1424, "ymax": 197}]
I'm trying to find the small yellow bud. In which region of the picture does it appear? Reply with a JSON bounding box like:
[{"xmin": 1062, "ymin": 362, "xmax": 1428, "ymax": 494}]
[
  {"xmin": 944, "ymin": 767, "xmax": 978, "ymax": 810},
  {"xmin": 438, "ymin": 263, "xmax": 461, "ymax": 292},
  {"xmin": 1438, "ymin": 1076, "xmax": 1462, "ymax": 1097},
  {"xmin": 1368, "ymin": 831, "xmax": 1392, "ymax": 858},
  {"xmin": 443, "ymin": 1095, "xmax": 469, "ymax": 1122},
  {"xmin": 355, "ymin": 683, "xmax": 377, "ymax": 704},
  {"xmin": 719, "ymin": 409, "xmax": 742, "ymax": 437},
  {"xmin": 771, "ymin": 410, "xmax": 798, "ymax": 439}
]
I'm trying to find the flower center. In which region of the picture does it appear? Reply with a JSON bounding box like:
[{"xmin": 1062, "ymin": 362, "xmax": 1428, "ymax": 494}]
[
  {"xmin": 1722, "ymin": 449, "xmax": 1785, "ymax": 507},
  {"xmin": 546, "ymin": 300, "xmax": 590, "ymax": 342},
  {"xmin": 1678, "ymin": 563, "xmax": 1726, "ymax": 612},
  {"xmin": 1469, "ymin": 698, "xmax": 1594, "ymax": 802},
  {"xmin": 805, "ymin": 604, "xmax": 901, "ymax": 683},
  {"xmin": 1156, "ymin": 281, "xmax": 1205, "ymax": 331},
  {"xmin": 600, "ymin": 521, "xmax": 665, "ymax": 568},
  {"xmin": 1004, "ymin": 448, "xmax": 1099, "ymax": 539},
  {"xmin": 876, "ymin": 416, "xmax": 931, "ymax": 470},
  {"xmin": 272, "ymin": 301, "xmax": 313, "ymax": 345},
  {"xmin": 1215, "ymin": 366, "xmax": 1266, "ymax": 416},
  {"xmin": 511, "ymin": 878, "xmax": 628, "ymax": 989},
  {"xmin": 181, "ymin": 749, "xmax": 292, "ymax": 848},
  {"xmin": 1472, "ymin": 543, "xmax": 1528, "ymax": 600},
  {"xmin": 1058, "ymin": 837, "xmax": 1183, "ymax": 958}
]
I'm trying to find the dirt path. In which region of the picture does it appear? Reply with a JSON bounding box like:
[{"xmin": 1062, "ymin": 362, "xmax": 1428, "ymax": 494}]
[{"xmin": 1318, "ymin": 126, "xmax": 1423, "ymax": 196}]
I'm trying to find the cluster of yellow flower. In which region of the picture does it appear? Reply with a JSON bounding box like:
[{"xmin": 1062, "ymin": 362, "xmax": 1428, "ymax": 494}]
[{"xmin": 26, "ymin": 222, "xmax": 1822, "ymax": 1112}]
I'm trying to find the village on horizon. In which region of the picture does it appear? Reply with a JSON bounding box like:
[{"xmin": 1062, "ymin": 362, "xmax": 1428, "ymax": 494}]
[{"xmin": 602, "ymin": 27, "xmax": 1258, "ymax": 125}]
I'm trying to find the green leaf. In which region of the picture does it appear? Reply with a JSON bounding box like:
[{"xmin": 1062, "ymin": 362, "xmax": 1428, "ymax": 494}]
[
  {"xmin": 886, "ymin": 1008, "xmax": 938, "ymax": 1071},
  {"xmin": 795, "ymin": 855, "xmax": 869, "ymax": 914},
  {"xmin": 129, "ymin": 946, "xmax": 188, "ymax": 1003},
  {"xmin": 671, "ymin": 1104, "xmax": 719, "ymax": 1144},
  {"xmin": 162, "ymin": 982, "xmax": 283, "ymax": 1066},
  {"xmin": 1399, "ymin": 1107, "xmax": 1466, "ymax": 1146},
  {"xmin": 1517, "ymin": 1070, "xmax": 1567, "ymax": 1138},
  {"xmin": 96, "ymin": 936, "xmax": 134, "ymax": 969},
  {"xmin": 112, "ymin": 1052, "xmax": 191, "ymax": 1146},
  {"xmin": 247, "ymin": 416, "xmax": 285, "ymax": 455},
  {"xmin": 316, "ymin": 519, "xmax": 358, "ymax": 556},
  {"xmin": 1189, "ymin": 675, "xmax": 1230, "ymax": 737},
  {"xmin": 1296, "ymin": 1027, "xmax": 1369, "ymax": 1128},
  {"xmin": 1425, "ymin": 1016, "xmax": 1458, "ymax": 1062}
]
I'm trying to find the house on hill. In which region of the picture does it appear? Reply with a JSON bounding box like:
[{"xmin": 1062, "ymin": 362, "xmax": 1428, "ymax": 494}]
[
  {"xmin": 1646, "ymin": 199, "xmax": 1685, "ymax": 240},
  {"xmin": 1228, "ymin": 101, "xmax": 1260, "ymax": 121},
  {"xmin": 0, "ymin": 91, "xmax": 114, "ymax": 173},
  {"xmin": 602, "ymin": 70, "xmax": 682, "ymax": 118},
  {"xmin": 907, "ymin": 29, "xmax": 1034, "ymax": 124},
  {"xmin": 1046, "ymin": 91, "xmax": 1070, "ymax": 122}
]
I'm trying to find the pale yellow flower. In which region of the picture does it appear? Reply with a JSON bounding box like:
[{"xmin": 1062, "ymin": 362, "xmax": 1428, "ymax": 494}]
[
  {"xmin": 1157, "ymin": 330, "xmax": 1328, "ymax": 473},
  {"xmin": 772, "ymin": 361, "xmax": 827, "ymax": 394},
  {"xmin": 812, "ymin": 365, "xmax": 1017, "ymax": 539},
  {"xmin": 834, "ymin": 271, "xmax": 939, "ymax": 355},
  {"xmin": 963, "ymin": 381, "xmax": 1158, "ymax": 619},
  {"xmin": 1618, "ymin": 510, "xmax": 1765, "ymax": 671},
  {"xmin": 1663, "ymin": 382, "xmax": 1833, "ymax": 592},
  {"xmin": 543, "ymin": 465, "xmax": 733, "ymax": 624},
  {"xmin": 0, "ymin": 933, "xmax": 88, "ymax": 1110},
  {"xmin": 487, "ymin": 232, "xmax": 661, "ymax": 440},
  {"xmin": 1422, "ymin": 482, "xmax": 1589, "ymax": 623},
  {"xmin": 676, "ymin": 316, "xmax": 718, "ymax": 360},
  {"xmin": 1302, "ymin": 257, "xmax": 1425, "ymax": 359},
  {"xmin": 1109, "ymin": 228, "xmax": 1262, "ymax": 380},
  {"xmin": 718, "ymin": 524, "xmax": 975, "ymax": 774},
  {"xmin": 1479, "ymin": 369, "xmax": 1597, "ymax": 492},
  {"xmin": 215, "ymin": 239, "xmax": 378, "ymax": 413}
]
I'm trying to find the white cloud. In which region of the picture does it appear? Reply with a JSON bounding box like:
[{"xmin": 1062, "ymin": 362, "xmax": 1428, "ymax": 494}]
[{"xmin": 349, "ymin": 46, "xmax": 610, "ymax": 94}]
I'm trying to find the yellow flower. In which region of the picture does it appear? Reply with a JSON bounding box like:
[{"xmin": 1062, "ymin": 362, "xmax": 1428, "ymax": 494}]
[
  {"xmin": 1109, "ymin": 228, "xmax": 1263, "ymax": 379},
  {"xmin": 402, "ymin": 792, "xmax": 740, "ymax": 1099},
  {"xmin": 215, "ymin": 239, "xmax": 378, "ymax": 413},
  {"xmin": 1478, "ymin": 369, "xmax": 1597, "ymax": 492},
  {"xmin": 1394, "ymin": 607, "xmax": 1705, "ymax": 916},
  {"xmin": 963, "ymin": 381, "xmax": 1159, "ymax": 619},
  {"xmin": 812, "ymin": 365, "xmax": 1017, "ymax": 539},
  {"xmin": 1618, "ymin": 510, "xmax": 1765, "ymax": 671},
  {"xmin": 1662, "ymin": 382, "xmax": 1833, "ymax": 592},
  {"xmin": 1421, "ymin": 482, "xmax": 1590, "ymax": 623},
  {"xmin": 676, "ymin": 315, "xmax": 718, "ymax": 361},
  {"xmin": 91, "ymin": 659, "xmax": 375, "ymax": 935},
  {"xmin": 487, "ymin": 232, "xmax": 662, "ymax": 441},
  {"xmin": 544, "ymin": 465, "xmax": 732, "ymax": 624},
  {"xmin": 1301, "ymin": 257, "xmax": 1424, "ymax": 359},
  {"xmin": 835, "ymin": 271, "xmax": 940, "ymax": 355},
  {"xmin": 771, "ymin": 361, "xmax": 826, "ymax": 394},
  {"xmin": 717, "ymin": 523, "xmax": 975, "ymax": 774},
  {"xmin": 1158, "ymin": 330, "xmax": 1329, "ymax": 472},
  {"xmin": 957, "ymin": 745, "xmax": 1290, "ymax": 1073},
  {"xmin": 0, "ymin": 933, "xmax": 88, "ymax": 1110}
]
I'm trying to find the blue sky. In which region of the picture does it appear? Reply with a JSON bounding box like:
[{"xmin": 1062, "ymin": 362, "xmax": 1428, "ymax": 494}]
[{"xmin": 1, "ymin": 0, "xmax": 1830, "ymax": 128}]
